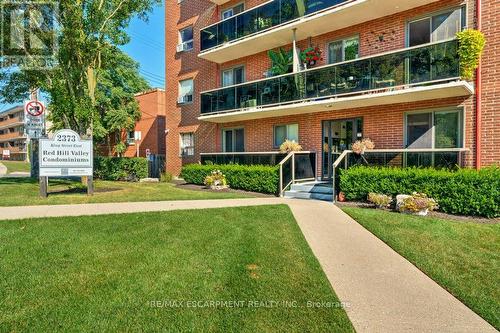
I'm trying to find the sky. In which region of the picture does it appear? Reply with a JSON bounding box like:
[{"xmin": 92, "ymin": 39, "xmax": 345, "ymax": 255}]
[
  {"xmin": 121, "ymin": 1, "xmax": 165, "ymax": 89},
  {"xmin": 0, "ymin": 1, "xmax": 165, "ymax": 112}
]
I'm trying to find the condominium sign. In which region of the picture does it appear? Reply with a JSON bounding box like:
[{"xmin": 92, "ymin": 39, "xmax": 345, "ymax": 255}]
[{"xmin": 39, "ymin": 129, "xmax": 93, "ymax": 176}]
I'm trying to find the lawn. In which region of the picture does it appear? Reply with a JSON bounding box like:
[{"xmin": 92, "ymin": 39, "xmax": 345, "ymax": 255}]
[
  {"xmin": 0, "ymin": 177, "xmax": 251, "ymax": 206},
  {"xmin": 0, "ymin": 205, "xmax": 354, "ymax": 332},
  {"xmin": 342, "ymin": 207, "xmax": 500, "ymax": 329},
  {"xmin": 0, "ymin": 161, "xmax": 30, "ymax": 174}
]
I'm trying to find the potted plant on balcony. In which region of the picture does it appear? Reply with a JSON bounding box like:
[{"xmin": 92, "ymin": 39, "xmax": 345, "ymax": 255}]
[
  {"xmin": 352, "ymin": 138, "xmax": 375, "ymax": 155},
  {"xmin": 300, "ymin": 46, "xmax": 323, "ymax": 67},
  {"xmin": 268, "ymin": 48, "xmax": 293, "ymax": 76},
  {"xmin": 279, "ymin": 140, "xmax": 302, "ymax": 153}
]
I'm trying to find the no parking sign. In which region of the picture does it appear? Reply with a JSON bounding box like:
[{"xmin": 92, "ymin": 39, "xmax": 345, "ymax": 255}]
[{"xmin": 24, "ymin": 100, "xmax": 46, "ymax": 138}]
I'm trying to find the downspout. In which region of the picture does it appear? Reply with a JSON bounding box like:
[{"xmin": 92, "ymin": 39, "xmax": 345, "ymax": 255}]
[{"xmin": 475, "ymin": 0, "xmax": 482, "ymax": 169}]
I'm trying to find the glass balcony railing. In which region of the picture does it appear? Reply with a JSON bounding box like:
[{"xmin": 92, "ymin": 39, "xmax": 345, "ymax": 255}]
[
  {"xmin": 201, "ymin": 40, "xmax": 460, "ymax": 115},
  {"xmin": 201, "ymin": 0, "xmax": 348, "ymax": 51}
]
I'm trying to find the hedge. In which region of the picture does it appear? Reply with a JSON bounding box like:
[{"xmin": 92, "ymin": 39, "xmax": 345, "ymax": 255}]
[
  {"xmin": 94, "ymin": 157, "xmax": 148, "ymax": 181},
  {"xmin": 181, "ymin": 164, "xmax": 280, "ymax": 194},
  {"xmin": 339, "ymin": 166, "xmax": 500, "ymax": 218}
]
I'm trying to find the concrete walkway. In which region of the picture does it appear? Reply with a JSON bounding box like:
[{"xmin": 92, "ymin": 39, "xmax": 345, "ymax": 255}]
[{"xmin": 0, "ymin": 198, "xmax": 496, "ymax": 332}]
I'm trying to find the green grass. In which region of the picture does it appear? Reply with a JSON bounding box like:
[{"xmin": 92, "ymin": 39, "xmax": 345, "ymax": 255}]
[
  {"xmin": 0, "ymin": 161, "xmax": 30, "ymax": 174},
  {"xmin": 0, "ymin": 205, "xmax": 354, "ymax": 332},
  {"xmin": 342, "ymin": 207, "xmax": 500, "ymax": 329},
  {"xmin": 0, "ymin": 178, "xmax": 251, "ymax": 206}
]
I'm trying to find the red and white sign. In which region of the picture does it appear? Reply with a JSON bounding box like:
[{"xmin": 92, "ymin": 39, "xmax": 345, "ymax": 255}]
[
  {"xmin": 24, "ymin": 100, "xmax": 46, "ymax": 139},
  {"xmin": 25, "ymin": 100, "xmax": 45, "ymax": 116}
]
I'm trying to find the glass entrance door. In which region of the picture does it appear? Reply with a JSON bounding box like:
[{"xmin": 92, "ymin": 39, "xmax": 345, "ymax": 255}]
[{"xmin": 322, "ymin": 118, "xmax": 363, "ymax": 179}]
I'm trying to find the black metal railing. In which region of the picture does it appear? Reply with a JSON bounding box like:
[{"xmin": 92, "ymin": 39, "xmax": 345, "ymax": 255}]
[
  {"xmin": 201, "ymin": 152, "xmax": 287, "ymax": 166},
  {"xmin": 201, "ymin": 0, "xmax": 348, "ymax": 51},
  {"xmin": 201, "ymin": 40, "xmax": 459, "ymax": 115}
]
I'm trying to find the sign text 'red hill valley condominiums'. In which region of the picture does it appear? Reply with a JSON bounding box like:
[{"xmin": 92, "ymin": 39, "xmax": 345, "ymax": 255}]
[{"xmin": 39, "ymin": 129, "xmax": 93, "ymax": 177}]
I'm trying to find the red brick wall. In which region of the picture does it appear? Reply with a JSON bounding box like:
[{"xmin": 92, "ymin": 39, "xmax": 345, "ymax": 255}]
[
  {"xmin": 480, "ymin": 0, "xmax": 500, "ymax": 166},
  {"xmin": 165, "ymin": 0, "xmax": 498, "ymax": 175},
  {"xmin": 123, "ymin": 89, "xmax": 166, "ymax": 158},
  {"xmin": 165, "ymin": 0, "xmax": 218, "ymax": 174}
]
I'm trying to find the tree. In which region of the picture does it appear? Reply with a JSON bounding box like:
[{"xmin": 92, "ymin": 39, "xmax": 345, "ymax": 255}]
[{"xmin": 0, "ymin": 0, "xmax": 159, "ymax": 151}]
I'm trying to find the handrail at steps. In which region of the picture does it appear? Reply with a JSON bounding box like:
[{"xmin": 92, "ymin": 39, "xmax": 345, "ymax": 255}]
[
  {"xmin": 279, "ymin": 152, "xmax": 295, "ymax": 197},
  {"xmin": 278, "ymin": 151, "xmax": 316, "ymax": 197}
]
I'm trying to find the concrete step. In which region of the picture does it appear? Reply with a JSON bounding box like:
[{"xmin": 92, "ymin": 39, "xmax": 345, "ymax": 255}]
[
  {"xmin": 290, "ymin": 183, "xmax": 333, "ymax": 195},
  {"xmin": 284, "ymin": 190, "xmax": 333, "ymax": 202}
]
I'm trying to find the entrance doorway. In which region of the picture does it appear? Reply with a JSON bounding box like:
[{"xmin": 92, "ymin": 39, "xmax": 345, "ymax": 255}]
[{"xmin": 322, "ymin": 118, "xmax": 363, "ymax": 179}]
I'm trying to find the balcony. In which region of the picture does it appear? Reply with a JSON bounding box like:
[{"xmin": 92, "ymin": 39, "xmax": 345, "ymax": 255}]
[
  {"xmin": 209, "ymin": 0, "xmax": 231, "ymax": 4},
  {"xmin": 199, "ymin": 40, "xmax": 474, "ymax": 123},
  {"xmin": 199, "ymin": 0, "xmax": 440, "ymax": 63},
  {"xmin": 0, "ymin": 117, "xmax": 24, "ymax": 130}
]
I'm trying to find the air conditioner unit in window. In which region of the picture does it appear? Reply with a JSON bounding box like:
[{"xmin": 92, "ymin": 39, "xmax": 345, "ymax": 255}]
[
  {"xmin": 176, "ymin": 42, "xmax": 191, "ymax": 53},
  {"xmin": 177, "ymin": 95, "xmax": 193, "ymax": 104}
]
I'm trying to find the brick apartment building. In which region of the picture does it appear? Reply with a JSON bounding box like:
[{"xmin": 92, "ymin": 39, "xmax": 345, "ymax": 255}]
[
  {"xmin": 100, "ymin": 88, "xmax": 166, "ymax": 158},
  {"xmin": 124, "ymin": 88, "xmax": 166, "ymax": 158},
  {"xmin": 165, "ymin": 0, "xmax": 498, "ymax": 177},
  {"xmin": 0, "ymin": 105, "xmax": 27, "ymax": 161}
]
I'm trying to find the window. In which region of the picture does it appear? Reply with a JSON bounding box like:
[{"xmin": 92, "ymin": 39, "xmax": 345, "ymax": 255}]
[
  {"xmin": 408, "ymin": 7, "xmax": 465, "ymax": 47},
  {"xmin": 221, "ymin": 66, "xmax": 245, "ymax": 87},
  {"xmin": 178, "ymin": 26, "xmax": 193, "ymax": 51},
  {"xmin": 178, "ymin": 79, "xmax": 194, "ymax": 104},
  {"xmin": 222, "ymin": 128, "xmax": 244, "ymax": 152},
  {"xmin": 180, "ymin": 133, "xmax": 194, "ymax": 156},
  {"xmin": 221, "ymin": 3, "xmax": 244, "ymax": 19},
  {"xmin": 405, "ymin": 109, "xmax": 463, "ymax": 148},
  {"xmin": 274, "ymin": 124, "xmax": 299, "ymax": 148},
  {"xmin": 328, "ymin": 36, "xmax": 359, "ymax": 64},
  {"xmin": 127, "ymin": 131, "xmax": 135, "ymax": 144}
]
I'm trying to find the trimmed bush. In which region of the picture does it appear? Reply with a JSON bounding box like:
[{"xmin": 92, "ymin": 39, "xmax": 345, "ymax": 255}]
[
  {"xmin": 181, "ymin": 164, "xmax": 280, "ymax": 194},
  {"xmin": 339, "ymin": 166, "xmax": 500, "ymax": 218},
  {"xmin": 94, "ymin": 157, "xmax": 148, "ymax": 181}
]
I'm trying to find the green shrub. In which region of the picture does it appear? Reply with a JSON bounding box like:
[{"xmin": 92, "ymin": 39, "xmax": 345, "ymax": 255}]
[
  {"xmin": 339, "ymin": 166, "xmax": 500, "ymax": 218},
  {"xmin": 94, "ymin": 157, "xmax": 148, "ymax": 181},
  {"xmin": 160, "ymin": 172, "xmax": 173, "ymax": 183},
  {"xmin": 457, "ymin": 29, "xmax": 486, "ymax": 80},
  {"xmin": 181, "ymin": 164, "xmax": 280, "ymax": 194}
]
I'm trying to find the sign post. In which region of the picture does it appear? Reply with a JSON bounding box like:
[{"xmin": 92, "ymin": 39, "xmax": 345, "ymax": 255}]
[
  {"xmin": 24, "ymin": 99, "xmax": 45, "ymax": 178},
  {"xmin": 39, "ymin": 129, "xmax": 93, "ymax": 197}
]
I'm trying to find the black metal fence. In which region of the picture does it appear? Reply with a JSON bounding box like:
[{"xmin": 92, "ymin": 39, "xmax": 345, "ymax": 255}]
[{"xmin": 148, "ymin": 154, "xmax": 166, "ymax": 178}]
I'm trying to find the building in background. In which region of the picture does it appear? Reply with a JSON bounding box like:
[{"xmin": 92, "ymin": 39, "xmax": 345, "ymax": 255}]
[
  {"xmin": 165, "ymin": 0, "xmax": 498, "ymax": 176},
  {"xmin": 0, "ymin": 105, "xmax": 27, "ymax": 161},
  {"xmin": 124, "ymin": 88, "xmax": 166, "ymax": 158}
]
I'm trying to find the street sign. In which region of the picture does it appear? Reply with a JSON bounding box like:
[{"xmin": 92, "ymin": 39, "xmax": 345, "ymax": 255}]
[
  {"xmin": 24, "ymin": 100, "xmax": 45, "ymax": 138},
  {"xmin": 39, "ymin": 129, "xmax": 93, "ymax": 177}
]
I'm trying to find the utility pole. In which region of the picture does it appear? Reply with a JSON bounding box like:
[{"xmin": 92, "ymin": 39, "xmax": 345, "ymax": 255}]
[{"xmin": 29, "ymin": 89, "xmax": 41, "ymax": 179}]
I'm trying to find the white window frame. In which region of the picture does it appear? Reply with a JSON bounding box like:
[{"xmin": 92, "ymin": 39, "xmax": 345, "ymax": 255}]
[
  {"xmin": 221, "ymin": 65, "xmax": 245, "ymax": 87},
  {"xmin": 406, "ymin": 6, "xmax": 466, "ymax": 47},
  {"xmin": 178, "ymin": 26, "xmax": 194, "ymax": 52},
  {"xmin": 327, "ymin": 35, "xmax": 359, "ymax": 64},
  {"xmin": 273, "ymin": 124, "xmax": 299, "ymax": 148},
  {"xmin": 127, "ymin": 131, "xmax": 135, "ymax": 145},
  {"xmin": 178, "ymin": 79, "xmax": 194, "ymax": 104},
  {"xmin": 180, "ymin": 132, "xmax": 195, "ymax": 156},
  {"xmin": 221, "ymin": 2, "xmax": 244, "ymax": 20},
  {"xmin": 404, "ymin": 108, "xmax": 464, "ymax": 149}
]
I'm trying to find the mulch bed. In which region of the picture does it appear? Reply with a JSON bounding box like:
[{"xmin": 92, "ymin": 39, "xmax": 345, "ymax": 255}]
[{"xmin": 336, "ymin": 201, "xmax": 499, "ymax": 225}]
